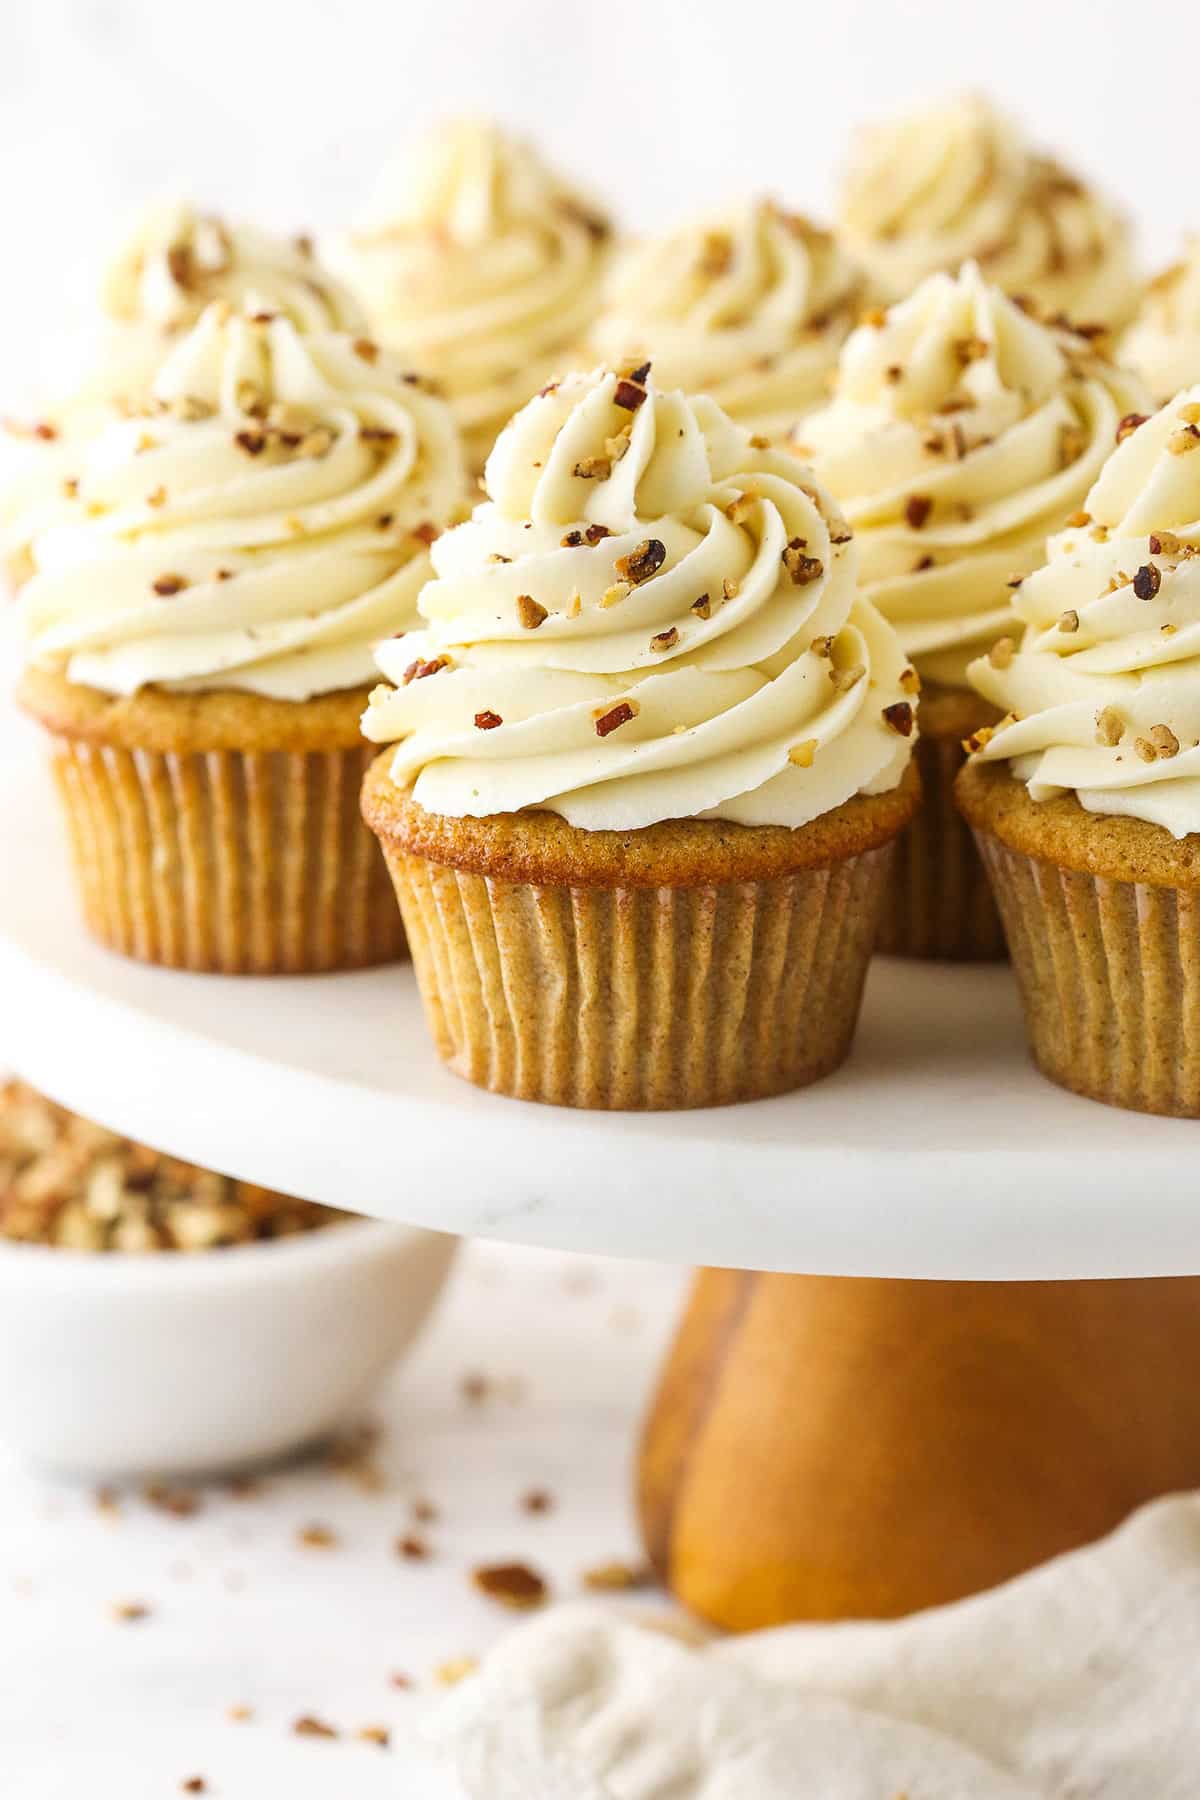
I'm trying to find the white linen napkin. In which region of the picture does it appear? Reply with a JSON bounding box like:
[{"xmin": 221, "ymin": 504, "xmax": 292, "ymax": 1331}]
[{"xmin": 428, "ymin": 1493, "xmax": 1200, "ymax": 1797}]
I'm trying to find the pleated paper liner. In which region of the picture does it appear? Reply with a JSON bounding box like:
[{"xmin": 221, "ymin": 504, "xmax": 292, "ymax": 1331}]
[
  {"xmin": 958, "ymin": 759, "xmax": 1200, "ymax": 1118},
  {"xmin": 877, "ymin": 682, "xmax": 1005, "ymax": 962},
  {"xmin": 20, "ymin": 671, "xmax": 406, "ymax": 975},
  {"xmin": 363, "ymin": 758, "xmax": 920, "ymax": 1111}
]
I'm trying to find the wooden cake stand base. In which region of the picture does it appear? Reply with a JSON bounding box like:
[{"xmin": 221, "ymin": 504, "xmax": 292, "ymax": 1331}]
[{"xmin": 638, "ymin": 1268, "xmax": 1200, "ymax": 1629}]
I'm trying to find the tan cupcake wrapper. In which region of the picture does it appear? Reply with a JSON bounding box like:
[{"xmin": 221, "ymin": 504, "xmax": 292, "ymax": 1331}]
[
  {"xmin": 973, "ymin": 829, "xmax": 1200, "ymax": 1117},
  {"xmin": 375, "ymin": 836, "xmax": 897, "ymax": 1110},
  {"xmin": 877, "ymin": 728, "xmax": 1007, "ymax": 961},
  {"xmin": 49, "ymin": 736, "xmax": 406, "ymax": 974}
]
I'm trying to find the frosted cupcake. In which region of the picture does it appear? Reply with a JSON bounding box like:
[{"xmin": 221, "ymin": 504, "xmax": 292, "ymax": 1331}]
[
  {"xmin": 329, "ymin": 120, "xmax": 613, "ymax": 471},
  {"xmin": 588, "ymin": 198, "xmax": 863, "ymax": 442},
  {"xmin": 960, "ymin": 388, "xmax": 1200, "ymax": 1115},
  {"xmin": 2, "ymin": 203, "xmax": 364, "ymax": 590},
  {"xmin": 361, "ymin": 365, "xmax": 919, "ymax": 1110},
  {"xmin": 14, "ymin": 299, "xmax": 464, "ymax": 972},
  {"xmin": 837, "ymin": 94, "xmax": 1139, "ymax": 330},
  {"xmin": 802, "ymin": 262, "xmax": 1147, "ymax": 957},
  {"xmin": 1122, "ymin": 240, "xmax": 1200, "ymax": 403}
]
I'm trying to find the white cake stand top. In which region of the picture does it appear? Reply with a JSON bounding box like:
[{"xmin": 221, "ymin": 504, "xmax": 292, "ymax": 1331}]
[{"xmin": 2, "ymin": 748, "xmax": 1195, "ymax": 1280}]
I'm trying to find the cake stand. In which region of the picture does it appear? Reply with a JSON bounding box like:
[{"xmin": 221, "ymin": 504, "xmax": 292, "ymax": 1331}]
[{"xmin": 5, "ymin": 745, "xmax": 1200, "ymax": 1628}]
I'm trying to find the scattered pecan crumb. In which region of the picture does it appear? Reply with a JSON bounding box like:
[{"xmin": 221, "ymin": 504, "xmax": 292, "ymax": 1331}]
[
  {"xmin": 472, "ymin": 1563, "xmax": 548, "ymax": 1610},
  {"xmin": 829, "ymin": 663, "xmax": 866, "ymax": 693},
  {"xmin": 297, "ymin": 1524, "xmax": 337, "ymax": 1550},
  {"xmin": 1067, "ymin": 510, "xmax": 1092, "ymax": 528},
  {"xmin": 461, "ymin": 1372, "xmax": 489, "ymax": 1403},
  {"xmin": 434, "ymin": 1658, "xmax": 478, "ymax": 1688},
  {"xmin": 859, "ymin": 306, "xmax": 887, "ymax": 328},
  {"xmin": 146, "ymin": 485, "xmax": 168, "ymax": 507},
  {"xmin": 749, "ymin": 434, "xmax": 770, "ymax": 449},
  {"xmin": 594, "ymin": 700, "xmax": 640, "ymax": 738},
  {"xmin": 809, "ymin": 634, "xmax": 835, "ymax": 658},
  {"xmin": 396, "ymin": 1535, "xmax": 430, "ymax": 1560},
  {"xmin": 180, "ymin": 1779, "xmax": 206, "ymax": 1794},
  {"xmin": 353, "ymin": 337, "xmax": 379, "ymax": 364},
  {"xmin": 1059, "ymin": 423, "xmax": 1086, "ymax": 467},
  {"xmin": 474, "ymin": 710, "xmax": 503, "ymax": 731},
  {"xmin": 885, "ymin": 363, "xmax": 903, "ymax": 383},
  {"xmin": 112, "ymin": 1601, "xmax": 151, "ymax": 1623},
  {"xmin": 649, "ymin": 627, "xmax": 678, "ymax": 653},
  {"xmin": 1133, "ymin": 563, "xmax": 1162, "ymax": 600},
  {"xmin": 358, "ymin": 1726, "xmax": 391, "ymax": 1749},
  {"xmin": 1116, "ymin": 412, "xmax": 1148, "ymax": 444},
  {"xmin": 144, "ymin": 1483, "xmax": 200, "ymax": 1518},
  {"xmin": 299, "ymin": 426, "xmax": 335, "ymax": 457},
  {"xmin": 904, "ymin": 494, "xmax": 932, "ymax": 530},
  {"xmin": 882, "ymin": 701, "xmax": 914, "ymax": 737},
  {"xmin": 1057, "ymin": 609, "xmax": 1080, "ymax": 634},
  {"xmin": 152, "ymin": 574, "xmax": 187, "ymax": 597},
  {"xmin": 388, "ymin": 1672, "xmax": 413, "ymax": 1691},
  {"xmin": 601, "ymin": 580, "xmax": 631, "ymax": 609},
  {"xmin": 412, "ymin": 1499, "xmax": 438, "ymax": 1523},
  {"xmin": 227, "ymin": 1705, "xmax": 254, "ymax": 1723},
  {"xmin": 1134, "ymin": 736, "xmax": 1157, "ymax": 763},
  {"xmin": 963, "ymin": 725, "xmax": 996, "ymax": 754},
  {"xmin": 293, "ymin": 1715, "xmax": 338, "ymax": 1740},
  {"xmin": 584, "ymin": 523, "xmax": 612, "ymax": 544},
  {"xmin": 233, "ymin": 430, "xmax": 266, "ymax": 457},
  {"xmin": 411, "ymin": 521, "xmax": 439, "ymax": 545},
  {"xmin": 691, "ymin": 593, "xmax": 712, "ymax": 619},
  {"xmin": 1169, "ymin": 425, "xmax": 1200, "ymax": 455},
  {"xmin": 521, "ymin": 1489, "xmax": 554, "ymax": 1515},
  {"xmin": 1149, "ymin": 723, "xmax": 1180, "ymax": 758},
  {"xmin": 615, "ymin": 538, "xmax": 666, "ymax": 585},
  {"xmin": 516, "ymin": 594, "xmax": 548, "ymax": 630},
  {"xmin": 955, "ymin": 336, "xmax": 989, "ymax": 366},
  {"xmin": 573, "ymin": 456, "xmax": 611, "ymax": 480},
  {"xmin": 581, "ymin": 1561, "xmax": 654, "ymax": 1592},
  {"xmin": 989, "ymin": 637, "xmax": 1015, "ymax": 669},
  {"xmin": 722, "ymin": 577, "xmax": 740, "ymax": 601},
  {"xmin": 787, "ymin": 740, "xmax": 817, "ymax": 768}
]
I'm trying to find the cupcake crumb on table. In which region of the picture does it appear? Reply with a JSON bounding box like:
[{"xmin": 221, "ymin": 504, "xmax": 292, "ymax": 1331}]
[
  {"xmin": 0, "ymin": 1078, "xmax": 343, "ymax": 1250},
  {"xmin": 361, "ymin": 362, "xmax": 919, "ymax": 1110},
  {"xmin": 803, "ymin": 260, "xmax": 1148, "ymax": 959},
  {"xmin": 959, "ymin": 387, "xmax": 1200, "ymax": 1117}
]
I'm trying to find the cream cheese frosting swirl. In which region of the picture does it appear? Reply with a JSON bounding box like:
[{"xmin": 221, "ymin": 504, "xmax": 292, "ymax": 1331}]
[
  {"xmin": 329, "ymin": 120, "xmax": 613, "ymax": 467},
  {"xmin": 86, "ymin": 201, "xmax": 365, "ymax": 409},
  {"xmin": 18, "ymin": 301, "xmax": 464, "ymax": 701},
  {"xmin": 838, "ymin": 95, "xmax": 1139, "ymax": 329},
  {"xmin": 1122, "ymin": 241, "xmax": 1200, "ymax": 404},
  {"xmin": 588, "ymin": 199, "xmax": 863, "ymax": 440},
  {"xmin": 362, "ymin": 366, "xmax": 915, "ymax": 832},
  {"xmin": 802, "ymin": 264, "xmax": 1148, "ymax": 688},
  {"xmin": 969, "ymin": 388, "xmax": 1200, "ymax": 839}
]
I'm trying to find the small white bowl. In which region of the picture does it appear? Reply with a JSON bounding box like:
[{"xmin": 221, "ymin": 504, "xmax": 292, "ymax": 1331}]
[{"xmin": 0, "ymin": 1219, "xmax": 458, "ymax": 1479}]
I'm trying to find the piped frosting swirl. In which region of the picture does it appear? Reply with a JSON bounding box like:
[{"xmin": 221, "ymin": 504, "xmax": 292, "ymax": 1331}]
[
  {"xmin": 588, "ymin": 199, "xmax": 863, "ymax": 440},
  {"xmin": 837, "ymin": 94, "xmax": 1138, "ymax": 329},
  {"xmin": 1122, "ymin": 240, "xmax": 1200, "ymax": 404},
  {"xmin": 329, "ymin": 120, "xmax": 613, "ymax": 467},
  {"xmin": 18, "ymin": 302, "xmax": 464, "ymax": 701},
  {"xmin": 802, "ymin": 263, "xmax": 1147, "ymax": 687},
  {"xmin": 362, "ymin": 366, "xmax": 915, "ymax": 832},
  {"xmin": 968, "ymin": 387, "xmax": 1200, "ymax": 839}
]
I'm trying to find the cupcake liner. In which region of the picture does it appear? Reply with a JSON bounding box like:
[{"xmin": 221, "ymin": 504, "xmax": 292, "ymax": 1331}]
[
  {"xmin": 377, "ymin": 838, "xmax": 896, "ymax": 1110},
  {"xmin": 49, "ymin": 737, "xmax": 405, "ymax": 974},
  {"xmin": 877, "ymin": 729, "xmax": 1006, "ymax": 962},
  {"xmin": 974, "ymin": 831, "xmax": 1200, "ymax": 1116}
]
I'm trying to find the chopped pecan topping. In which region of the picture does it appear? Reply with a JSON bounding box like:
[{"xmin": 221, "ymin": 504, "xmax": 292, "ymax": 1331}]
[
  {"xmin": 152, "ymin": 574, "xmax": 187, "ymax": 597},
  {"xmin": 899, "ymin": 666, "xmax": 921, "ymax": 694},
  {"xmin": 614, "ymin": 538, "xmax": 666, "ymax": 585},
  {"xmin": 1116, "ymin": 412, "xmax": 1148, "ymax": 444},
  {"xmin": 516, "ymin": 594, "xmax": 548, "ymax": 630},
  {"xmin": 963, "ymin": 724, "xmax": 996, "ymax": 754},
  {"xmin": 722, "ymin": 577, "xmax": 740, "ymax": 601},
  {"xmin": 353, "ymin": 337, "xmax": 380, "ymax": 364},
  {"xmin": 1168, "ymin": 425, "xmax": 1200, "ymax": 455},
  {"xmin": 649, "ymin": 626, "xmax": 678, "ymax": 653},
  {"xmin": 402, "ymin": 656, "xmax": 450, "ymax": 685},
  {"xmin": 1095, "ymin": 706, "xmax": 1125, "ymax": 747},
  {"xmin": 1067, "ymin": 510, "xmax": 1092, "ymax": 529},
  {"xmin": 955, "ymin": 336, "xmax": 989, "ymax": 366},
  {"xmin": 787, "ymin": 739, "xmax": 817, "ymax": 768},
  {"xmin": 1134, "ymin": 736, "xmax": 1158, "ymax": 763},
  {"xmin": 573, "ymin": 456, "xmax": 611, "ymax": 480},
  {"xmin": 829, "ymin": 662, "xmax": 865, "ymax": 693},
  {"xmin": 613, "ymin": 377, "xmax": 648, "ymax": 412},
  {"xmin": 859, "ymin": 306, "xmax": 887, "ymax": 329},
  {"xmin": 233, "ymin": 429, "xmax": 266, "ymax": 456},
  {"xmin": 1058, "ymin": 609, "xmax": 1080, "ymax": 633},
  {"xmin": 594, "ymin": 700, "xmax": 639, "ymax": 738},
  {"xmin": 581, "ymin": 1561, "xmax": 653, "ymax": 1592},
  {"xmin": 1133, "ymin": 563, "xmax": 1162, "ymax": 600},
  {"xmin": 471, "ymin": 1562, "xmax": 548, "ymax": 1610},
  {"xmin": 782, "ymin": 540, "xmax": 823, "ymax": 585},
  {"xmin": 905, "ymin": 494, "xmax": 932, "ymax": 530},
  {"xmin": 988, "ymin": 637, "xmax": 1015, "ymax": 669},
  {"xmin": 292, "ymin": 1716, "xmax": 338, "ymax": 1740},
  {"xmin": 474, "ymin": 710, "xmax": 503, "ymax": 730},
  {"xmin": 882, "ymin": 701, "xmax": 914, "ymax": 737},
  {"xmin": 395, "ymin": 1535, "xmax": 430, "ymax": 1560},
  {"xmin": 601, "ymin": 581, "xmax": 631, "ymax": 608},
  {"xmin": 698, "ymin": 230, "xmax": 733, "ymax": 276},
  {"xmin": 1149, "ymin": 723, "xmax": 1181, "ymax": 758},
  {"xmin": 691, "ymin": 593, "xmax": 712, "ymax": 619}
]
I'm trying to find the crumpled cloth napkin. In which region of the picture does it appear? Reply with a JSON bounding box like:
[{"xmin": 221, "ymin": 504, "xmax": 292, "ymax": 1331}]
[{"xmin": 428, "ymin": 1494, "xmax": 1200, "ymax": 1797}]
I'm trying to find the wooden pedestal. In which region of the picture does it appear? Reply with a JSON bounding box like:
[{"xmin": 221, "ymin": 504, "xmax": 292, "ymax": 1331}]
[{"xmin": 638, "ymin": 1268, "xmax": 1200, "ymax": 1631}]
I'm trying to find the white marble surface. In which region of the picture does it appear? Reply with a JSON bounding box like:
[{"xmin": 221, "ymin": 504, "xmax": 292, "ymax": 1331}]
[{"xmin": 0, "ymin": 1237, "xmax": 687, "ymax": 1798}]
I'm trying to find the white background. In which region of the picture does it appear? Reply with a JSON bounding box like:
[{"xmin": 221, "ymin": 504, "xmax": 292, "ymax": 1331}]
[{"xmin": 0, "ymin": 0, "xmax": 1194, "ymax": 407}]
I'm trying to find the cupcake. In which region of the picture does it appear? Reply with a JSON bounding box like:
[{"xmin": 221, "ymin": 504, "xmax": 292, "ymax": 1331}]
[
  {"xmin": 13, "ymin": 299, "xmax": 464, "ymax": 973},
  {"xmin": 802, "ymin": 262, "xmax": 1147, "ymax": 958},
  {"xmin": 959, "ymin": 388, "xmax": 1200, "ymax": 1116},
  {"xmin": 588, "ymin": 198, "xmax": 864, "ymax": 442},
  {"xmin": 2, "ymin": 203, "xmax": 364, "ymax": 591},
  {"xmin": 361, "ymin": 365, "xmax": 919, "ymax": 1110},
  {"xmin": 837, "ymin": 94, "xmax": 1139, "ymax": 330},
  {"xmin": 328, "ymin": 119, "xmax": 612, "ymax": 470},
  {"xmin": 1122, "ymin": 240, "xmax": 1200, "ymax": 403}
]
